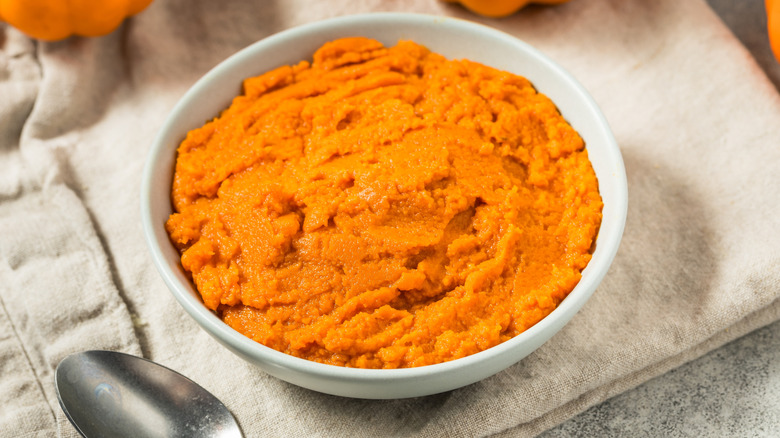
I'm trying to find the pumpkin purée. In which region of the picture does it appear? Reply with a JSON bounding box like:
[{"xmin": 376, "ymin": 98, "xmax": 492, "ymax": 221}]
[{"xmin": 166, "ymin": 38, "xmax": 603, "ymax": 369}]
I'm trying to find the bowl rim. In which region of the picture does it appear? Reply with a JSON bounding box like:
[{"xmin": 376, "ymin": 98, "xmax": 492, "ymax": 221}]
[{"xmin": 141, "ymin": 11, "xmax": 627, "ymax": 391}]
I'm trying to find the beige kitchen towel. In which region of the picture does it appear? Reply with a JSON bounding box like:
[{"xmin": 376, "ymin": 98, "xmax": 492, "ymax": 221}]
[{"xmin": 1, "ymin": 0, "xmax": 778, "ymax": 437}]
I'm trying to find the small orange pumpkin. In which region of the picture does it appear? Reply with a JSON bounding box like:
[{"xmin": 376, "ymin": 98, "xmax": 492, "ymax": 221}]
[
  {"xmin": 768, "ymin": 0, "xmax": 780, "ymax": 62},
  {"xmin": 442, "ymin": 0, "xmax": 571, "ymax": 18},
  {"xmin": 0, "ymin": 0, "xmax": 154, "ymax": 41}
]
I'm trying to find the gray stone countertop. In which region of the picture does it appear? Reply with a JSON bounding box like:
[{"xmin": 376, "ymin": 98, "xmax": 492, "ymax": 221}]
[{"xmin": 542, "ymin": 1, "xmax": 780, "ymax": 436}]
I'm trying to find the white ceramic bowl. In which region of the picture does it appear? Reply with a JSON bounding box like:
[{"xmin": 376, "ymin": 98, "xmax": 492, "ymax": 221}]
[{"xmin": 141, "ymin": 12, "xmax": 627, "ymax": 399}]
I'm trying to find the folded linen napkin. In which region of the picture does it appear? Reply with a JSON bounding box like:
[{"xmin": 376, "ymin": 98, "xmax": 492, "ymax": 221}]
[{"xmin": 1, "ymin": 0, "xmax": 778, "ymax": 437}]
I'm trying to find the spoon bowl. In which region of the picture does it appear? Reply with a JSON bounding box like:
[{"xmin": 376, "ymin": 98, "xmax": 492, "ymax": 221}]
[{"xmin": 55, "ymin": 350, "xmax": 242, "ymax": 438}]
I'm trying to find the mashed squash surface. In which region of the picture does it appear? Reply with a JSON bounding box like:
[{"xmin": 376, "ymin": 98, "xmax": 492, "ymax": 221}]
[{"xmin": 166, "ymin": 37, "xmax": 602, "ymax": 368}]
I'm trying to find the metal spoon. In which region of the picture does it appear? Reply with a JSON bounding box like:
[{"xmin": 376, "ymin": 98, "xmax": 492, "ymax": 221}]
[{"xmin": 55, "ymin": 350, "xmax": 242, "ymax": 438}]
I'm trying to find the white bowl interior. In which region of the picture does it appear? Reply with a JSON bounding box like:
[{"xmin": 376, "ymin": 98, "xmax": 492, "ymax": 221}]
[{"xmin": 141, "ymin": 13, "xmax": 627, "ymax": 399}]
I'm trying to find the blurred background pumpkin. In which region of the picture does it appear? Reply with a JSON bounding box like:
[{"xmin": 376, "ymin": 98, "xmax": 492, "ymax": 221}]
[
  {"xmin": 0, "ymin": 0, "xmax": 154, "ymax": 41},
  {"xmin": 768, "ymin": 0, "xmax": 780, "ymax": 61},
  {"xmin": 441, "ymin": 0, "xmax": 570, "ymax": 18}
]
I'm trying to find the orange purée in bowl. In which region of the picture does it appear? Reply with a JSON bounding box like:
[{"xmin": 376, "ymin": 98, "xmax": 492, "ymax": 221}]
[{"xmin": 166, "ymin": 37, "xmax": 602, "ymax": 368}]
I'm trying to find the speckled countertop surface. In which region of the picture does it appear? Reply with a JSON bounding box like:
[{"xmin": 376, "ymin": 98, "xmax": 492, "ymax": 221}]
[{"xmin": 542, "ymin": 1, "xmax": 780, "ymax": 436}]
